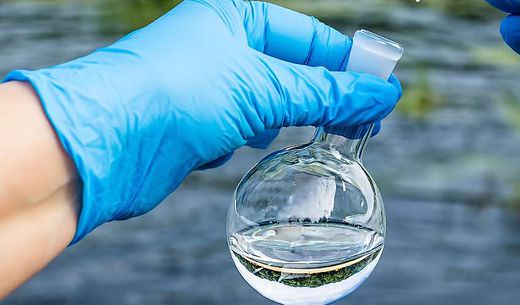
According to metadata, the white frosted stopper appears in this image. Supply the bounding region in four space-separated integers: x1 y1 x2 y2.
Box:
346 29 404 80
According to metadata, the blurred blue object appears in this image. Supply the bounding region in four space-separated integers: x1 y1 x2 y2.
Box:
487 0 520 53
501 14 520 53
486 0 520 13
2 0 400 243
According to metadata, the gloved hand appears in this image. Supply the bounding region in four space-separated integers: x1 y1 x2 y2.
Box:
3 0 402 243
486 0 520 54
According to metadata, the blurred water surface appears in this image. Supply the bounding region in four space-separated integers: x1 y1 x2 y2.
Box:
1 0 520 304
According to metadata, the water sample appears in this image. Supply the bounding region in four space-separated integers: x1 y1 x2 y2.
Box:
227 29 404 305
229 222 383 305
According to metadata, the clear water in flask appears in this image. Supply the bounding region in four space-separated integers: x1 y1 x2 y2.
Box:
227 29 404 305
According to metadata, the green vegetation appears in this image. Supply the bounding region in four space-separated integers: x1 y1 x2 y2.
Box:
510 183 520 211
272 0 500 21
278 0 500 21
490 91 520 210
499 90 520 134
397 68 443 120
100 0 181 34
233 248 381 288
265 0 360 21
472 47 520 68
94 0 501 34
396 0 500 20
3 0 503 31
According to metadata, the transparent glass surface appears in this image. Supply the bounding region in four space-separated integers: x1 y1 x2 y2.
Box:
227 129 385 305
227 30 403 305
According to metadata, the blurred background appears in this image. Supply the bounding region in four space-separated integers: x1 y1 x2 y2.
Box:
2 0 520 304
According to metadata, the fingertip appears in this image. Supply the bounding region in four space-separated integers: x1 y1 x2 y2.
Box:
358 73 401 103
501 14 520 54
372 75 401 120
388 74 403 99
378 77 401 113
332 72 400 126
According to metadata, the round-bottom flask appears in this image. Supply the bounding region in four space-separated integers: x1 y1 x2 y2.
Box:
227 30 404 305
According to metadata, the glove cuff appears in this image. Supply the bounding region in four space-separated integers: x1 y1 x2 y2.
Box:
3 69 117 244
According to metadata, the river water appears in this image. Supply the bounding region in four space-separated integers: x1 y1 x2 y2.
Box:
1 1 520 304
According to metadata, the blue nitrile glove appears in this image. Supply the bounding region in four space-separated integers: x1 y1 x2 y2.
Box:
3 0 402 243
487 0 520 54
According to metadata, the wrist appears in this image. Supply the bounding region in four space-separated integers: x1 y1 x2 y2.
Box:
2 44 191 242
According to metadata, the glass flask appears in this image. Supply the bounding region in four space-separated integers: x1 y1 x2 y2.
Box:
227 30 404 305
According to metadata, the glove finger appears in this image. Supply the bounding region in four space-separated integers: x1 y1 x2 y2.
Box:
197 152 234 170
255 56 401 130
388 74 403 99
247 129 280 149
235 1 351 71
501 14 520 54
486 0 520 13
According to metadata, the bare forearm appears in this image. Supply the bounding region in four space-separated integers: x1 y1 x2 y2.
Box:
0 81 79 298
0 82 77 216
0 182 78 298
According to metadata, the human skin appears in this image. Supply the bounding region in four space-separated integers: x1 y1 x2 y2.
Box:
0 0 401 298
1 0 517 301
0 82 78 299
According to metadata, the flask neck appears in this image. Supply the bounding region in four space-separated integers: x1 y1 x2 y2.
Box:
312 125 373 161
